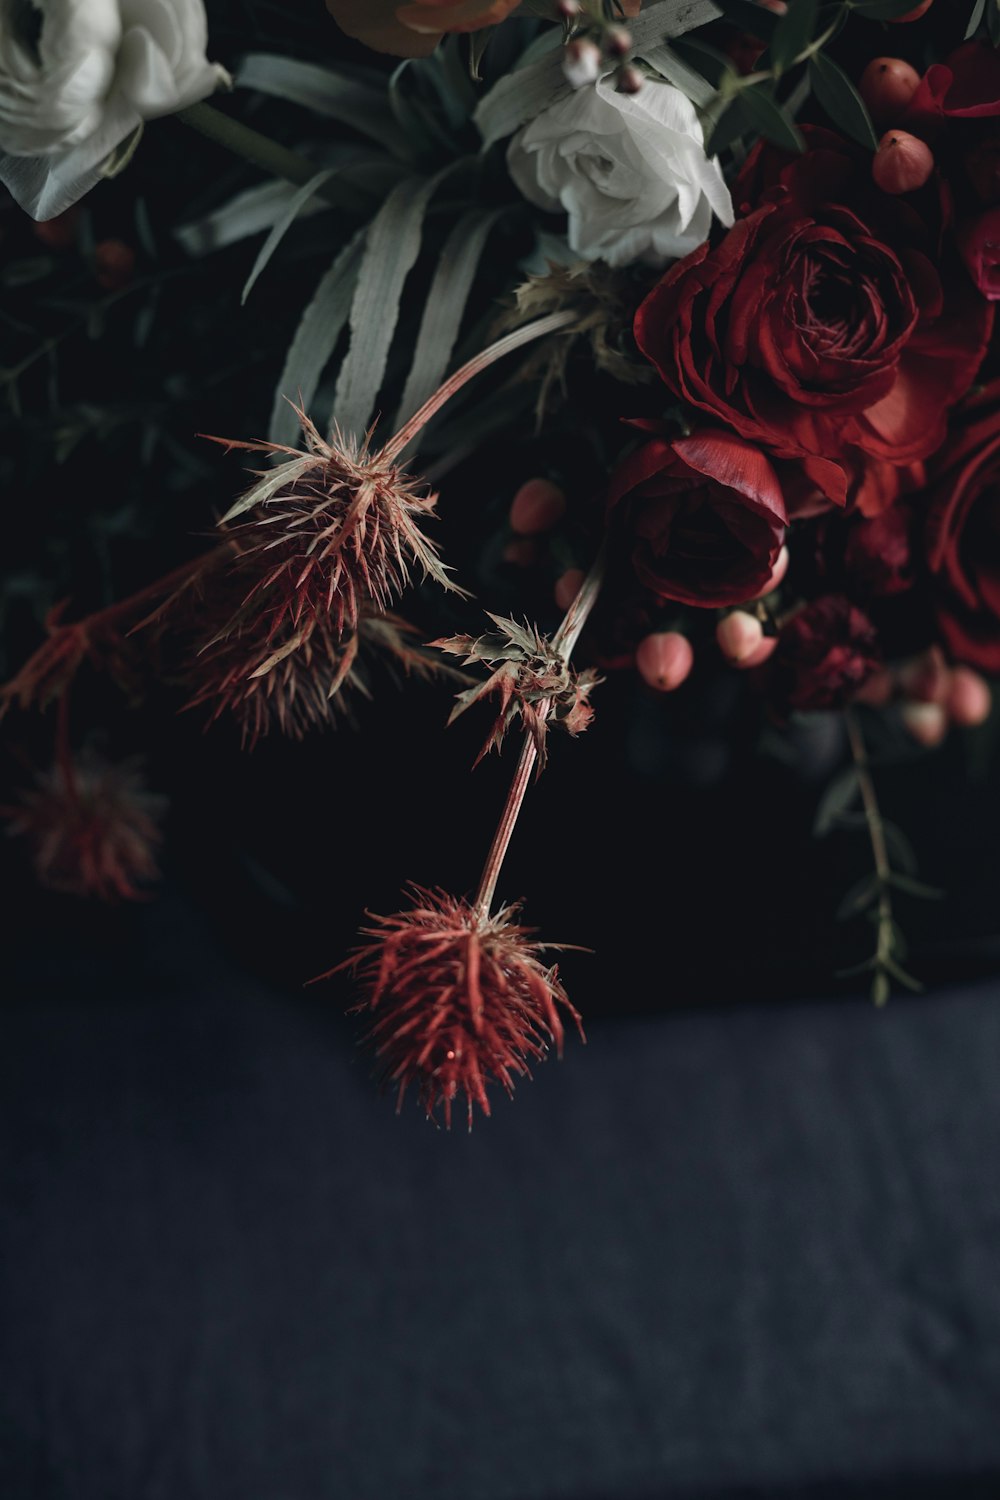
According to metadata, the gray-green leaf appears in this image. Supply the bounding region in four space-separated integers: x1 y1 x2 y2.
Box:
809 52 877 151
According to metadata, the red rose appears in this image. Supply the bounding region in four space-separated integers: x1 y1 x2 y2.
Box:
608 429 786 608
927 380 1000 672
635 133 993 507
958 208 1000 300
770 596 881 712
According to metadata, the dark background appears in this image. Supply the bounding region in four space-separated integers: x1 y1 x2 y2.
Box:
3 3 1000 1496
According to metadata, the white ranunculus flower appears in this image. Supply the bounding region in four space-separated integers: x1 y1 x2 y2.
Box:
507 74 734 270
0 0 229 219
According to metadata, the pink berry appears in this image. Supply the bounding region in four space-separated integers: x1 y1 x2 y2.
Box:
635 632 694 693
509 478 566 536
716 611 763 664
947 667 992 728
859 58 921 128
901 701 947 748
873 131 934 195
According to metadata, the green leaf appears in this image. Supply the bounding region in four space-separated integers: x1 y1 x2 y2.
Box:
266 230 365 452
705 96 752 156
881 955 924 993
881 820 918 875
333 174 439 440
641 42 718 107
809 52 878 150
770 0 819 75
241 168 336 306
836 874 880 922
393 208 505 449
237 54 410 158
966 0 988 37
737 82 805 152
813 767 860 836
886 873 945 901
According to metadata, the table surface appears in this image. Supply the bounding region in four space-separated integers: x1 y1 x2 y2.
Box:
3 892 1000 1500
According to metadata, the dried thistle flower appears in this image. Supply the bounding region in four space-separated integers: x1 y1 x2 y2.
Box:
502 261 654 420
4 752 165 902
323 886 582 1129
434 614 600 768
208 409 459 642
186 601 455 747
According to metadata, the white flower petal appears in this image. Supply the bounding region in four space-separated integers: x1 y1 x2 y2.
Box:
507 74 734 271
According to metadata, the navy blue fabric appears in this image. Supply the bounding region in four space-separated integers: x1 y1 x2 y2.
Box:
3 895 1000 1500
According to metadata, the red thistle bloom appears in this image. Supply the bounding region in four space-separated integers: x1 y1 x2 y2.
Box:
209 410 458 643
4 753 165 902
323 886 583 1129
186 602 453 747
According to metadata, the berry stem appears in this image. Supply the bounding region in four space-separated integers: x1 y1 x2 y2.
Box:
472 545 606 919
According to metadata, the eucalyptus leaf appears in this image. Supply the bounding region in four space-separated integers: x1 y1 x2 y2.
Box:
241 168 336 305
813 767 860 836
966 0 987 36
266 230 365 451
237 54 410 158
641 43 717 107
737 82 805 152
705 96 751 155
333 175 440 440
394 208 505 446
770 0 818 75
836 874 879 922
809 52 877 150
886 873 944 901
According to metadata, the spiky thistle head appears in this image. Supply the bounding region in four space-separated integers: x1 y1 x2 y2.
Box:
4 752 165 902
185 587 456 747
321 886 583 1129
207 409 459 643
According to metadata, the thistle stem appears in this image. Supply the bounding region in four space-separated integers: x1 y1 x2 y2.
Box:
176 102 372 214
472 545 606 919
384 311 577 462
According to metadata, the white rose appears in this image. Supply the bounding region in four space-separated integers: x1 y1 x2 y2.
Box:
507 74 734 270
0 0 229 220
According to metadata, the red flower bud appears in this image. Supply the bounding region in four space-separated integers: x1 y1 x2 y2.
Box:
509 478 566 535
635 631 693 692
872 130 934 194
859 57 921 128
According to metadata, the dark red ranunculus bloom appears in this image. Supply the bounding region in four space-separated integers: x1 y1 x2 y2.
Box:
958 208 1000 300
608 428 787 608
635 132 993 507
927 380 1000 672
769 595 881 712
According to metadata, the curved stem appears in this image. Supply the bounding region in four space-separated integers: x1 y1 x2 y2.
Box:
384 311 577 462
844 705 894 1001
472 544 607 919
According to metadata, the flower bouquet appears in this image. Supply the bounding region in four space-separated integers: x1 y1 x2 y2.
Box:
3 0 1000 1125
